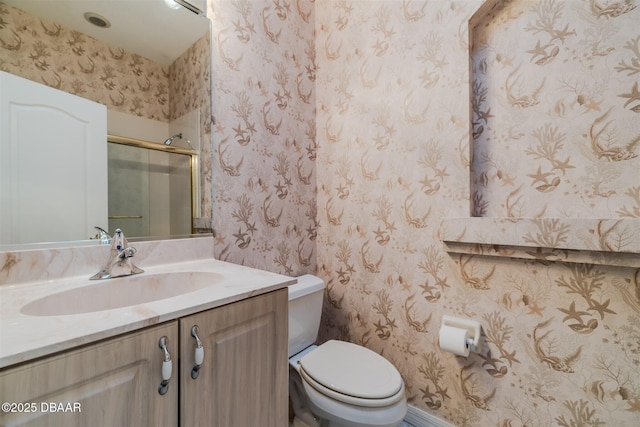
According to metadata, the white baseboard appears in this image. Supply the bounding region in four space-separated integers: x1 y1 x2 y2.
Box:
403 404 455 427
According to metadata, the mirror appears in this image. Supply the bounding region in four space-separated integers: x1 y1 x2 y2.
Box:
0 0 211 249
107 135 197 239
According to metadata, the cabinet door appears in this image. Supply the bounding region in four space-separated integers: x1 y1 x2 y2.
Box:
0 322 179 427
180 289 288 427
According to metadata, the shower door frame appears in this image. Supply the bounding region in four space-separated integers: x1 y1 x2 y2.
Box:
107 134 200 235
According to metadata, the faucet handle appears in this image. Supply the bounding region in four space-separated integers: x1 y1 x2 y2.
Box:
113 229 138 260
118 246 137 259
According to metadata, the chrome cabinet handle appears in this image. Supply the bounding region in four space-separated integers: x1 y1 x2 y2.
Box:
158 336 173 395
190 325 204 379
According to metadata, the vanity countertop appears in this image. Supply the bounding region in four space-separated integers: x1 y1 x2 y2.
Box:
0 258 295 369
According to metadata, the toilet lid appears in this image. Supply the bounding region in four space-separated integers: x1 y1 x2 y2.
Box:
299 340 402 399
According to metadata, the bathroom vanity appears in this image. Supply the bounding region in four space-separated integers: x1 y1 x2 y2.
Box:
0 238 294 427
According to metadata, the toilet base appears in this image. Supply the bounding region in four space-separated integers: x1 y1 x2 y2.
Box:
305 394 406 427
290 364 322 427
292 415 320 427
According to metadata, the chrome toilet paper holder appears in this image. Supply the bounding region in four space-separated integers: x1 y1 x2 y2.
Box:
441 315 481 353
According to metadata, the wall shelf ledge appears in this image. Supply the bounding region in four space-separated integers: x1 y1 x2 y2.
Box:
440 217 640 268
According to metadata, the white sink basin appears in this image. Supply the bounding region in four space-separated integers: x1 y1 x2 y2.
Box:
21 272 223 316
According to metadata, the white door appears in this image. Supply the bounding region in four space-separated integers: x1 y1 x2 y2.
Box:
0 71 107 246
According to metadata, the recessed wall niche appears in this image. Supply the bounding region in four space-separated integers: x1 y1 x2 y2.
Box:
440 0 640 265
470 0 639 218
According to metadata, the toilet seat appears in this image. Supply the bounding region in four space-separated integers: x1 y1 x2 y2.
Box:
299 340 404 408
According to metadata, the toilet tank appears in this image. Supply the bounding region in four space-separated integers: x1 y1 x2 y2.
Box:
288 274 325 357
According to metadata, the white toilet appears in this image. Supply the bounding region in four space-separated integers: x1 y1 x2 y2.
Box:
288 275 408 427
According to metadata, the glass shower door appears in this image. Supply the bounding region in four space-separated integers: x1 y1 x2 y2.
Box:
107 144 150 237
107 141 192 238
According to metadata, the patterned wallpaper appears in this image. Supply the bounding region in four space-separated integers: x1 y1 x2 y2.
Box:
472 0 640 218
210 0 640 425
169 32 213 220
3 0 639 425
0 2 212 221
208 0 317 273
0 3 167 120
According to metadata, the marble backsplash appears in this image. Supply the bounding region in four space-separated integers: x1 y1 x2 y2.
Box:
0 236 214 286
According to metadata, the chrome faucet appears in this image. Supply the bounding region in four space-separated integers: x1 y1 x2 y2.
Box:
90 228 144 280
93 226 112 244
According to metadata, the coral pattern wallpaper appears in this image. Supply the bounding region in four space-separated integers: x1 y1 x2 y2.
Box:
472 0 640 219
170 33 213 221
2 0 639 425
0 3 167 120
0 2 212 220
208 0 318 272
209 0 639 426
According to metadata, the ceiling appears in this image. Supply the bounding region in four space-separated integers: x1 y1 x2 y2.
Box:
3 0 210 65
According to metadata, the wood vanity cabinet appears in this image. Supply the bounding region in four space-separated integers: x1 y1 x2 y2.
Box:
179 287 288 427
0 321 179 427
0 288 288 427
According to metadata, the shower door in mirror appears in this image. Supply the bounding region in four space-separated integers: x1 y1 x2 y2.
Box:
108 144 191 238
